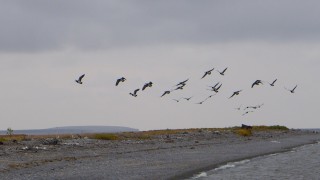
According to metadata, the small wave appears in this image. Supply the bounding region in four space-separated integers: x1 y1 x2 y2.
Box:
214 159 250 171
192 172 208 179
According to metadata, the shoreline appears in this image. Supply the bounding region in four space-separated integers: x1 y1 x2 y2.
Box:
178 139 320 180
1 129 320 179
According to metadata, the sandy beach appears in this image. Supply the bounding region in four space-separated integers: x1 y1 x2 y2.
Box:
1 129 320 180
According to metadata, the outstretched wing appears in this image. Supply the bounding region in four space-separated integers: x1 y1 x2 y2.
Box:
222 67 228 73
134 89 140 94
116 79 121 86
79 74 85 80
201 72 207 79
292 85 297 91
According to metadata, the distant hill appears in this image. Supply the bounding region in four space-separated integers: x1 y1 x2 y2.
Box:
0 126 139 135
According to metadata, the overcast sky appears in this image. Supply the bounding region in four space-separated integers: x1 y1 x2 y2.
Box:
1 0 319 131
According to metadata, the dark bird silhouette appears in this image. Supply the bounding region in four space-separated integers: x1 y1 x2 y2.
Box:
252 80 263 88
75 74 85 84
244 106 257 110
183 96 193 101
217 67 228 76
195 100 206 105
142 81 153 91
285 85 298 93
213 84 222 93
115 77 126 86
229 90 242 99
268 79 277 86
161 90 171 97
242 111 254 116
208 82 220 90
244 103 264 110
129 89 140 97
201 68 214 79
176 79 189 86
172 98 182 102
175 86 184 91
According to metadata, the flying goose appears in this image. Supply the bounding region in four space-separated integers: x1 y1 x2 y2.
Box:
251 80 263 88
229 90 242 99
142 81 153 91
161 90 171 97
116 77 126 86
208 82 220 90
75 74 85 84
183 96 193 101
217 67 228 76
242 111 254 116
172 98 182 102
285 85 297 93
176 79 189 86
201 68 214 79
213 84 222 93
129 89 140 97
268 79 277 86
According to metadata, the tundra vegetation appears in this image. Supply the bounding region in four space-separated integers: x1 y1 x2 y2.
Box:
0 125 289 142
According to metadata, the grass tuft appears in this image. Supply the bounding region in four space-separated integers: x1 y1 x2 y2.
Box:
237 129 252 136
93 133 119 140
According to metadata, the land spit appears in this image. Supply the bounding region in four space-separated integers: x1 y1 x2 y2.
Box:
1 128 320 179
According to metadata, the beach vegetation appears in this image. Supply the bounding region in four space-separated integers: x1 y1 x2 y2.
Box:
93 133 119 140
0 134 26 142
237 129 252 136
252 125 289 131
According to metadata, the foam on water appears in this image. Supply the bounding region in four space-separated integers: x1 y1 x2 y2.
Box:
192 159 250 179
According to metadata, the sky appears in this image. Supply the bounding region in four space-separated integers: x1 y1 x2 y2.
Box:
0 0 319 131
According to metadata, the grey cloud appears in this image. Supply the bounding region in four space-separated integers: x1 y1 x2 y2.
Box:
1 0 320 52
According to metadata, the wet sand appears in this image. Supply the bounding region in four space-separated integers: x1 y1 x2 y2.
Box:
1 129 320 180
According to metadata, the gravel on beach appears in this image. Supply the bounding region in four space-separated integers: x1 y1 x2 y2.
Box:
1 129 320 180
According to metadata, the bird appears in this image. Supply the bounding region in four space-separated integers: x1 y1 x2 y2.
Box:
251 80 263 88
115 77 126 86
244 106 257 110
208 82 220 90
285 85 298 93
174 86 184 91
161 90 171 97
229 90 242 99
201 68 214 79
176 79 189 86
75 74 85 84
242 111 254 116
172 98 182 102
129 89 140 97
217 67 228 76
142 81 153 91
195 100 206 105
183 96 193 101
268 79 277 86
213 84 222 93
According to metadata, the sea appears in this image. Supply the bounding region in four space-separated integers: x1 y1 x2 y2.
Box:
191 136 320 180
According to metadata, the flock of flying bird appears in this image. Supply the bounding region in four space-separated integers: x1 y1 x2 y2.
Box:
75 67 298 116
